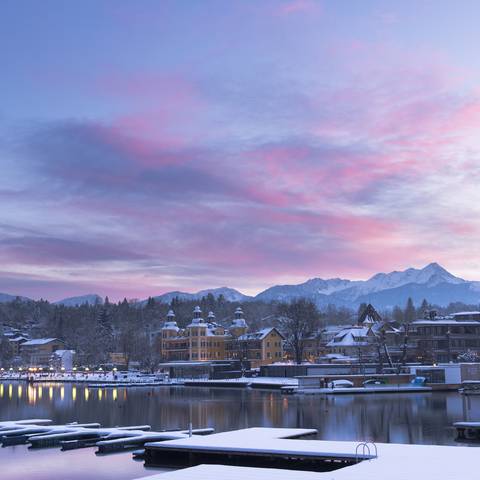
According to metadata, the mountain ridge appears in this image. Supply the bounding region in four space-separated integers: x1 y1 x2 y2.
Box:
1 263 479 309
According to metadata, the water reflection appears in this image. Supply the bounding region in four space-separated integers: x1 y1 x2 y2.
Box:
1 381 479 446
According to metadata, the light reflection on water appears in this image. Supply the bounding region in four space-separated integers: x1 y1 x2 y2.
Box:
0 381 479 479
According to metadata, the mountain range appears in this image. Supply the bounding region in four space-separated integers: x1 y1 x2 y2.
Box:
1 263 479 309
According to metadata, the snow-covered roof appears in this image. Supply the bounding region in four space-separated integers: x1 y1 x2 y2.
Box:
187 318 208 328
53 349 75 356
326 327 370 347
238 327 283 341
452 311 480 316
412 319 480 326
21 338 62 346
162 321 179 331
8 336 29 343
230 318 247 328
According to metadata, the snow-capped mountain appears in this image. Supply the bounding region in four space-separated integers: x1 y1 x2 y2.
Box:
54 294 103 307
149 287 252 304
255 278 355 303
2 263 478 309
147 263 479 309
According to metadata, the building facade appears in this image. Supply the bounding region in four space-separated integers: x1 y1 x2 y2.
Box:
159 306 283 367
20 338 65 366
411 311 480 363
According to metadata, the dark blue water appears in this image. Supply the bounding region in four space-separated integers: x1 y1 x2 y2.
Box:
1 381 479 479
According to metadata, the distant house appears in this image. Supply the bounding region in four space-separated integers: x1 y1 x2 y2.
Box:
325 304 402 362
236 327 285 367
20 338 65 366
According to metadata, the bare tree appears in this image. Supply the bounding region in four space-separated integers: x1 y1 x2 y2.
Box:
276 299 321 364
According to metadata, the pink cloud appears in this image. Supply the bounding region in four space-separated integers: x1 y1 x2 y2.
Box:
276 0 321 16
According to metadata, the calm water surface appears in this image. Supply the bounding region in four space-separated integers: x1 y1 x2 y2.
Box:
0 381 479 479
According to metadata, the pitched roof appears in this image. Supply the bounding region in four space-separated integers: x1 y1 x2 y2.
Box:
238 327 284 341
21 338 63 346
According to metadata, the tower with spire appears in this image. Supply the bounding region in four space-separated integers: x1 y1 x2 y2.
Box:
229 306 248 338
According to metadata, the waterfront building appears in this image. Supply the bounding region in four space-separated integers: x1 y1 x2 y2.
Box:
159 306 283 367
19 338 66 366
411 310 480 363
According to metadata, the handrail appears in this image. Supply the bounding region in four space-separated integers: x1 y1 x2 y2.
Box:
355 441 378 462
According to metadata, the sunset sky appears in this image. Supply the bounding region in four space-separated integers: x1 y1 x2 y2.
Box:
1 0 480 301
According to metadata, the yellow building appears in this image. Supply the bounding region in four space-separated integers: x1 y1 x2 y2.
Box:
159 306 283 367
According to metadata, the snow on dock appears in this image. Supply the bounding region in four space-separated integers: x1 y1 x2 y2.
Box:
453 421 480 441
0 419 214 452
143 427 368 471
141 428 480 480
183 377 298 389
295 385 432 394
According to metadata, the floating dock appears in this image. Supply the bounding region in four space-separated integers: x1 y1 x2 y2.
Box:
294 385 432 395
140 428 480 480
0 419 213 453
143 428 374 472
453 421 480 441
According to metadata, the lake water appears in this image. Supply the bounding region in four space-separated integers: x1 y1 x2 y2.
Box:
1 381 479 479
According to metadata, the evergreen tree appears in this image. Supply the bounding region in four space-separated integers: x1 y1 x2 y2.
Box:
404 297 416 323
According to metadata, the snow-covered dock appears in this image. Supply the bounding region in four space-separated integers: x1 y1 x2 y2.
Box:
143 427 370 471
140 428 480 480
183 377 298 390
0 419 213 452
453 421 480 441
295 385 432 394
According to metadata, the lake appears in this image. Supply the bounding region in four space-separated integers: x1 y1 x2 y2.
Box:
1 381 479 479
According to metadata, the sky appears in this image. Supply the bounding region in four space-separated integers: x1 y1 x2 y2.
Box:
1 0 480 301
